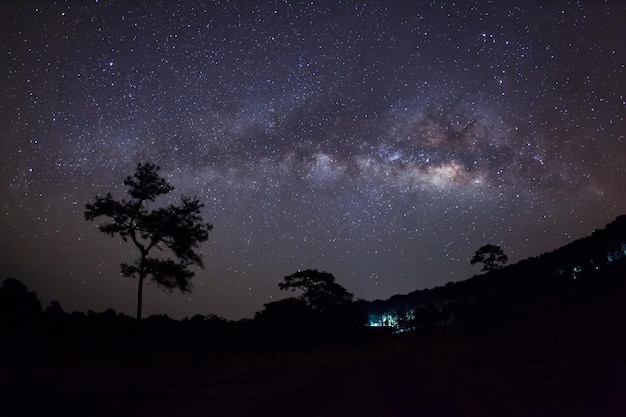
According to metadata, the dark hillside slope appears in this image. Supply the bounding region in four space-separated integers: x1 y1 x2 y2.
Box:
365 215 626 331
2 260 626 417
367 258 626 416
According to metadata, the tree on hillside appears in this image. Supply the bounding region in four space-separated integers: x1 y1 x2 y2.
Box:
278 269 354 311
471 244 508 272
85 162 213 319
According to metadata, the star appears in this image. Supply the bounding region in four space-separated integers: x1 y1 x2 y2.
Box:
1 1 625 319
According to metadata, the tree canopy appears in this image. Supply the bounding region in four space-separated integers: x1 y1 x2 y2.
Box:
470 244 508 272
85 162 213 319
278 269 354 311
0 277 42 327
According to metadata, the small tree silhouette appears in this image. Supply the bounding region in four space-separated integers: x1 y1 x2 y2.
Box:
278 269 354 311
471 244 508 272
85 163 212 319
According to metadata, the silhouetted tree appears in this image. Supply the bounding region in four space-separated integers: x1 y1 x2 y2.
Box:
255 297 311 323
44 300 67 323
471 244 508 272
85 162 213 319
0 278 42 328
278 269 354 311
45 300 65 315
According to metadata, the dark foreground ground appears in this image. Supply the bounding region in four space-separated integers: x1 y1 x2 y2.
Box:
2 274 626 417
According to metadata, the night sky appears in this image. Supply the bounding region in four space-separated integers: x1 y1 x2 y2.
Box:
2 1 625 320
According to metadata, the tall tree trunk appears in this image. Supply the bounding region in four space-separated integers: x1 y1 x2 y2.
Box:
136 274 144 320
137 251 147 320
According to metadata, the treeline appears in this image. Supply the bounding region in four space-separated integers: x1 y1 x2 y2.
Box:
3 215 626 351
365 215 626 332
0 276 380 359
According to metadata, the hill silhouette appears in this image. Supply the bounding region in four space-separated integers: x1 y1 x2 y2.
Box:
362 214 626 332
2 216 626 416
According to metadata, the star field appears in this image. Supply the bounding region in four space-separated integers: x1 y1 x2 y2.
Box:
1 1 625 319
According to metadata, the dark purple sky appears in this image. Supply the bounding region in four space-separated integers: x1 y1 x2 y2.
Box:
2 1 625 320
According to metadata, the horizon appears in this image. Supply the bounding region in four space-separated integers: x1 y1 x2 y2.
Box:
2 1 625 320
4 212 623 321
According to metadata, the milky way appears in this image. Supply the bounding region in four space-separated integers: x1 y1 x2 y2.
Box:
2 1 625 319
